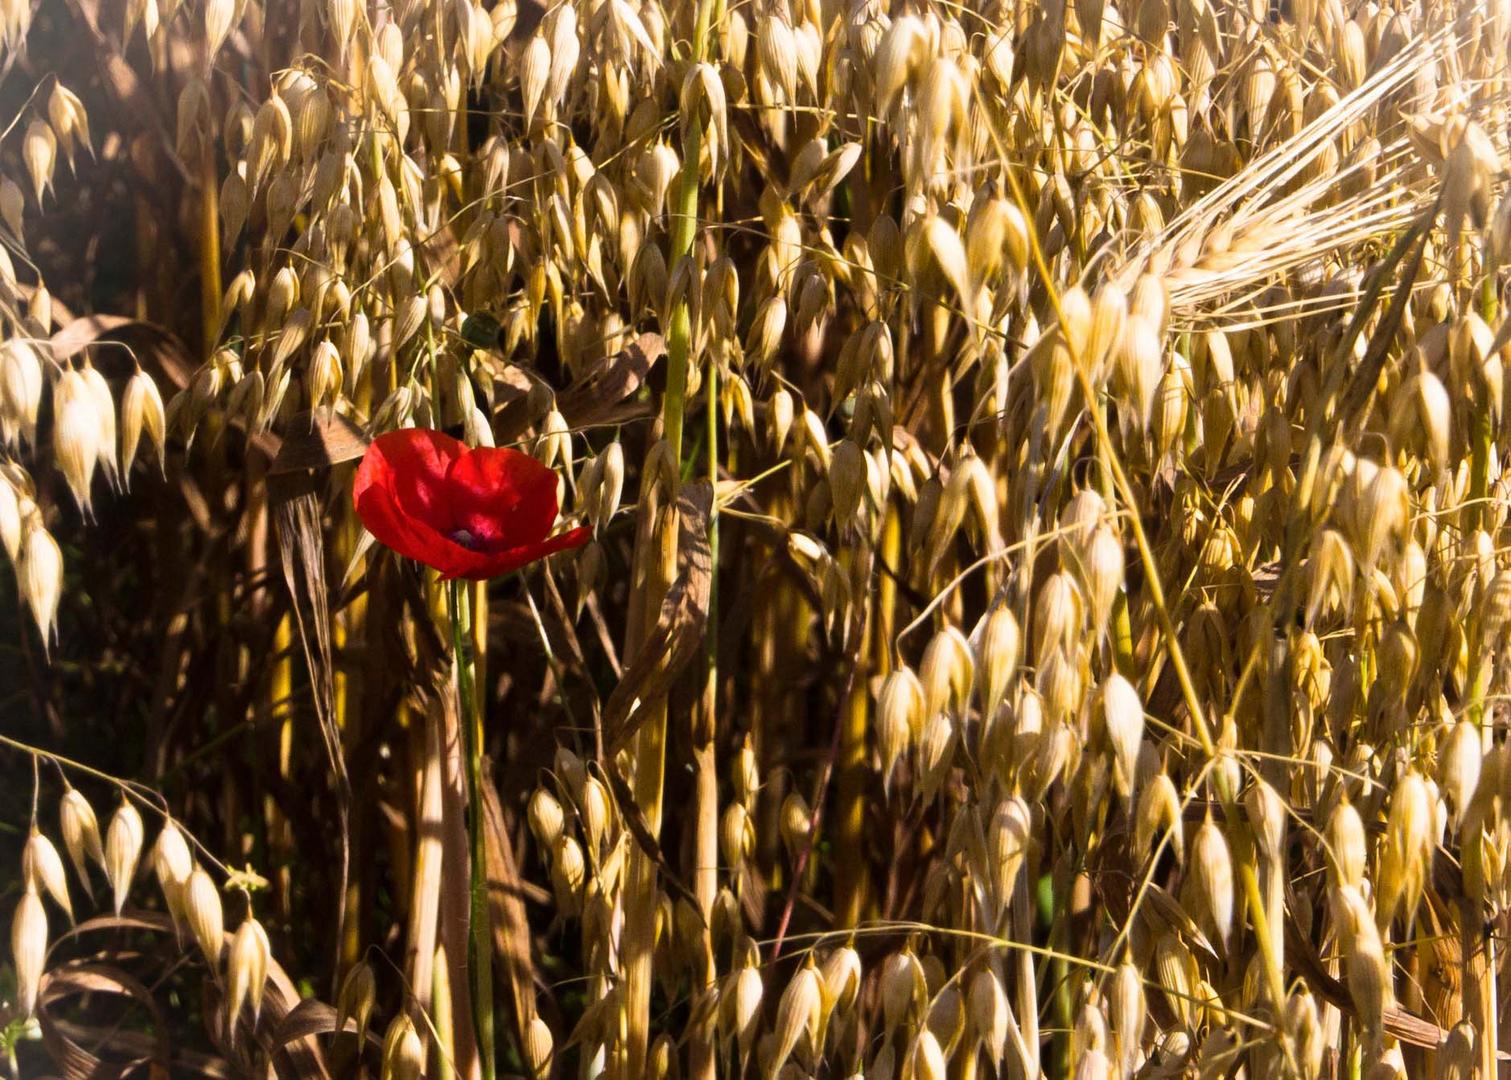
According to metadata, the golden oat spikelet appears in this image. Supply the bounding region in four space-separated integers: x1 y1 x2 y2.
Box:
967 967 1007 1067
46 82 91 167
0 175 24 242
1440 719 1482 830
920 624 973 719
778 789 811 866
201 0 234 62
0 338 42 447
0 474 18 562
226 914 271 1025
1108 961 1145 1074
877 667 924 791
120 368 167 482
336 961 376 1045
79 362 119 490
821 944 862 1015
1153 932 1197 1029
105 799 144 916
11 885 45 1018
550 833 584 914
1326 798 1367 890
1190 815 1235 948
18 517 62 646
769 959 822 1075
523 1015 553 1078
152 820 193 928
910 1029 948 1080
973 603 1021 722
1099 673 1144 797
22 829 71 923
381 1013 424 1080
22 120 55 204
880 948 924 1030
986 796 1031 906
185 865 224 966
52 366 100 513
58 787 103 896
1136 772 1184 864
527 787 565 853
726 963 762 1067
1285 989 1325 1077
1336 884 1392 1039
1377 770 1433 929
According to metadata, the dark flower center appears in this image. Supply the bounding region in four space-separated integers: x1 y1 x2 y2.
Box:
449 528 482 550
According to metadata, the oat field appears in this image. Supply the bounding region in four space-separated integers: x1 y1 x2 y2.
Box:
0 0 1509 1076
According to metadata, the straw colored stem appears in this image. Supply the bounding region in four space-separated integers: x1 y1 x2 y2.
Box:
620 523 675 1075
406 700 445 1027
687 294 721 1080
432 944 457 1079
835 534 879 928
1470 400 1492 536
199 139 221 357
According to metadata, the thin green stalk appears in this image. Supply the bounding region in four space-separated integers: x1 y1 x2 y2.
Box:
1043 869 1071 1078
661 0 717 462
622 0 719 1071
1470 405 1492 533
450 580 495 1080
664 312 693 462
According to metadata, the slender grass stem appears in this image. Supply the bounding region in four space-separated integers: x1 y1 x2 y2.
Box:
449 579 495 1080
623 0 719 1071
687 245 722 1080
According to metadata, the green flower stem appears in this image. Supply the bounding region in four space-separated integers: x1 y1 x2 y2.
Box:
449 579 495 1080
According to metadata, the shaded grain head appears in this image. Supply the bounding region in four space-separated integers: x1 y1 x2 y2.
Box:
22 828 70 923
186 866 225 967
58 787 102 897
381 1013 424 1080
226 914 271 1025
11 886 45 1017
104 799 144 916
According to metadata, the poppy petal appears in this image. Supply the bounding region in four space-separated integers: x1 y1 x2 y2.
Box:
354 429 585 581
444 446 561 549
438 525 592 581
372 428 468 525
354 429 468 569
353 476 433 565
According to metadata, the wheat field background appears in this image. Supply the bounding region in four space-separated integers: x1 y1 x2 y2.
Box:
0 0 1508 1076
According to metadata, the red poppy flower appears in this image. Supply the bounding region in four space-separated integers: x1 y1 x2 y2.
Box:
353 428 590 581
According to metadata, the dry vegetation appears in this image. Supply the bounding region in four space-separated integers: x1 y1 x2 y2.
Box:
0 0 1510 1075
